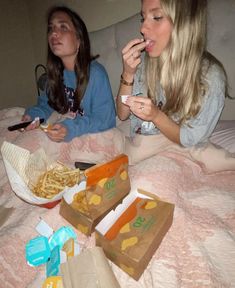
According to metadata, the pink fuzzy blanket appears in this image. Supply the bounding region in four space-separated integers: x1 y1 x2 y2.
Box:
0 107 235 288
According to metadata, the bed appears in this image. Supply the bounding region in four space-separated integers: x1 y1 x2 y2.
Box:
0 108 235 288
1 0 235 287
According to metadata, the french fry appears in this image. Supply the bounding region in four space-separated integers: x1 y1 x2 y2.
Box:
32 162 80 199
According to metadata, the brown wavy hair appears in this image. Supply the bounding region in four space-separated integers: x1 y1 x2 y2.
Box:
46 6 96 113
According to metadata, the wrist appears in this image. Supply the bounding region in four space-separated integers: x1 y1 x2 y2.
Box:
152 109 162 127
120 74 134 86
152 102 164 126
122 72 134 82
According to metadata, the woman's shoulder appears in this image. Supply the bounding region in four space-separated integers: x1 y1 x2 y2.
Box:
90 60 108 76
206 65 226 99
202 56 227 102
203 54 226 83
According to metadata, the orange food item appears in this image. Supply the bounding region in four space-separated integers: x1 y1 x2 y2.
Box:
104 197 142 241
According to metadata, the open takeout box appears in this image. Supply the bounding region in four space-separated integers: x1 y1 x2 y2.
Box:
60 154 130 236
95 188 175 280
59 153 174 279
1 141 79 209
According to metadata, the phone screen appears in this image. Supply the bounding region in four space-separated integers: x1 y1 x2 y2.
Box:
74 162 96 171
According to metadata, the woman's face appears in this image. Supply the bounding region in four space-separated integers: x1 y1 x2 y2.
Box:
48 11 80 68
140 0 173 57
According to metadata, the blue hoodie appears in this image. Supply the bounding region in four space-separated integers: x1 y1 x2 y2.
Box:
25 61 116 141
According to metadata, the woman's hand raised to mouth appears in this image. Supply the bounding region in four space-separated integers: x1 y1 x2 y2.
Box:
121 38 146 79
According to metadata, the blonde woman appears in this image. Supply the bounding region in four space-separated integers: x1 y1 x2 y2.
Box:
116 0 235 170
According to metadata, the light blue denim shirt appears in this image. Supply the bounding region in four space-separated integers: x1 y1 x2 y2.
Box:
130 57 225 147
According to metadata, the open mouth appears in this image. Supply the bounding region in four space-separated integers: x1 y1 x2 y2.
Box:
145 39 155 52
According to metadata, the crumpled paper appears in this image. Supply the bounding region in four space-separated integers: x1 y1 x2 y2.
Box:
61 247 120 288
1 141 66 205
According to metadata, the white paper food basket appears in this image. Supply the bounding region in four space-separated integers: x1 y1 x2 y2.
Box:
1 141 77 208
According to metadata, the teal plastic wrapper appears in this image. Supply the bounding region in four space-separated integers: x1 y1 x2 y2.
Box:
46 246 61 277
49 226 77 251
25 236 50 266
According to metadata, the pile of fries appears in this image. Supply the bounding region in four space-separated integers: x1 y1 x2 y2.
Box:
32 162 80 199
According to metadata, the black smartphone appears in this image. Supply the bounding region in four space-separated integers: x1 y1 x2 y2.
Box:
8 118 44 131
75 161 96 171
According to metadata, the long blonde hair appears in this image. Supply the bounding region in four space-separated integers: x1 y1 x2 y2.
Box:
145 0 228 124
